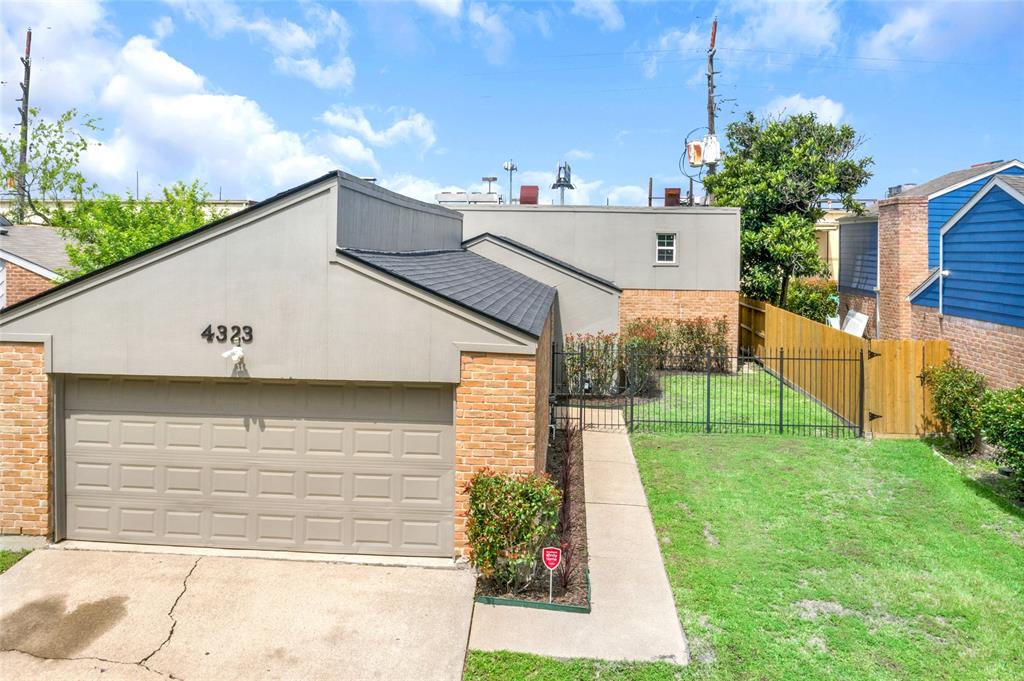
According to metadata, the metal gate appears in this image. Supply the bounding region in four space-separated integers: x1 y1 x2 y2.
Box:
552 346 863 438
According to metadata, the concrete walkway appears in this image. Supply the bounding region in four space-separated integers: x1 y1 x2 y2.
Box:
469 420 689 664
0 548 476 680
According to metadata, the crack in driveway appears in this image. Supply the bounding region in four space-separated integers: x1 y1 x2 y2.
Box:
0 555 201 681
138 556 203 676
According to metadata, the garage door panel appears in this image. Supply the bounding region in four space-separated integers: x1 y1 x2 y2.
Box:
64 376 454 556
66 500 453 554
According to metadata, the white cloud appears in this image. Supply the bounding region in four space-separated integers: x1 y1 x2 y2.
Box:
152 16 175 41
468 3 512 65
605 185 647 205
565 149 594 161
166 0 355 89
0 0 115 125
322 106 437 149
275 55 355 90
642 26 703 79
765 94 844 124
322 135 379 172
413 0 462 19
571 0 624 32
731 0 839 54
858 7 936 62
380 174 463 203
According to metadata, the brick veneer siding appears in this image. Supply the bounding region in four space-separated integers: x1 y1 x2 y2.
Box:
2 260 55 308
912 306 1024 390
0 342 50 536
839 291 877 339
877 196 929 339
619 289 740 352
454 336 548 557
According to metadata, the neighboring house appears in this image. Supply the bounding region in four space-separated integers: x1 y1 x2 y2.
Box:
838 159 1024 388
0 223 70 308
837 206 880 338
907 174 1024 388
458 204 741 349
0 172 556 558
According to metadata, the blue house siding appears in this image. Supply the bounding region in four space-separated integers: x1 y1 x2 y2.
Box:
838 220 877 294
928 165 1024 267
940 186 1024 328
912 278 939 308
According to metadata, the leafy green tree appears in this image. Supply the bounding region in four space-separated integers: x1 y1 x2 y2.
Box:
54 180 225 279
704 112 873 306
0 108 99 224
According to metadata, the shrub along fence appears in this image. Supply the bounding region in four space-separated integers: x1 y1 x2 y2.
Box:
740 296 949 436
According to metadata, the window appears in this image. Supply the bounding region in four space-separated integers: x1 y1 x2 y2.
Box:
656 233 676 264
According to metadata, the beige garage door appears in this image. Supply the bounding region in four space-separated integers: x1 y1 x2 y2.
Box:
63 376 455 557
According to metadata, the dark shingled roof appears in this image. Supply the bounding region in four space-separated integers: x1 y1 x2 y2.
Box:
900 160 1022 197
462 232 620 291
340 248 555 337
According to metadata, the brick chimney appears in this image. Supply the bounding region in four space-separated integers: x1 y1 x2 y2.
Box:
876 194 929 339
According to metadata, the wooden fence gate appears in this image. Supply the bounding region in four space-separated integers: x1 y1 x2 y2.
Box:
740 297 949 437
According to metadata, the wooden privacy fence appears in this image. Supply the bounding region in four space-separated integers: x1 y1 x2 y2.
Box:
739 296 949 436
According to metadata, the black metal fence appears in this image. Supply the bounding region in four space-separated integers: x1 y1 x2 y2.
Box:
552 346 863 438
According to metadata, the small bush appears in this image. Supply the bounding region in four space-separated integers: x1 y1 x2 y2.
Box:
563 331 618 395
924 359 987 453
784 277 839 323
979 387 1024 487
465 470 561 593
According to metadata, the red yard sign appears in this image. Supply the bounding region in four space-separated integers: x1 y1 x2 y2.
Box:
542 546 562 571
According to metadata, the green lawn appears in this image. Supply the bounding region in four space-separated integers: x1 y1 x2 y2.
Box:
465 434 1024 680
0 549 31 573
631 367 844 436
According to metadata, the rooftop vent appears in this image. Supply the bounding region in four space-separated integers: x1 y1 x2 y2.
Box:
886 183 917 198
520 185 539 205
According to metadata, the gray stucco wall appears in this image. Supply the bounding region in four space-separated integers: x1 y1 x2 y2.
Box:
458 205 740 291
465 237 619 335
0 179 533 383
338 174 462 252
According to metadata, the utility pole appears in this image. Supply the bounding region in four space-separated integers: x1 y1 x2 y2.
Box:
16 28 33 223
705 17 717 179
502 160 517 204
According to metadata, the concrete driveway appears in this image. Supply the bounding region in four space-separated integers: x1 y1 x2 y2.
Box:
0 548 476 680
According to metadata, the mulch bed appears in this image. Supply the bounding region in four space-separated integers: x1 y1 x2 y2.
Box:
474 426 590 608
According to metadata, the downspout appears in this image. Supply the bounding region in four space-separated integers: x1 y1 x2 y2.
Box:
938 231 944 317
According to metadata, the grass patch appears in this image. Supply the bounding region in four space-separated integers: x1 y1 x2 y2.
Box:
631 367 844 436
465 434 1024 680
0 549 31 573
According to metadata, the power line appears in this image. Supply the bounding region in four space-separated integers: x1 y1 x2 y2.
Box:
528 43 990 68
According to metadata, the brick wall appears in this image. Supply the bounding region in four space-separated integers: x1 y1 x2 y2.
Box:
619 289 739 352
3 260 55 308
454 348 540 557
877 196 929 339
839 291 877 338
912 306 1024 390
0 342 50 536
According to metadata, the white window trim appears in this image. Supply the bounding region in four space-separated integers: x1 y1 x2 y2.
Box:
655 232 677 265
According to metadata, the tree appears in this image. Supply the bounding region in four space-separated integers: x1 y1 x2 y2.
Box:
703 112 873 306
53 180 225 278
0 108 99 224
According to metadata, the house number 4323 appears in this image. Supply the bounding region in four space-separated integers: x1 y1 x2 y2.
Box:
201 324 253 344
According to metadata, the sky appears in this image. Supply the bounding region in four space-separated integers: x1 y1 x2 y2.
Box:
1 0 1022 206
